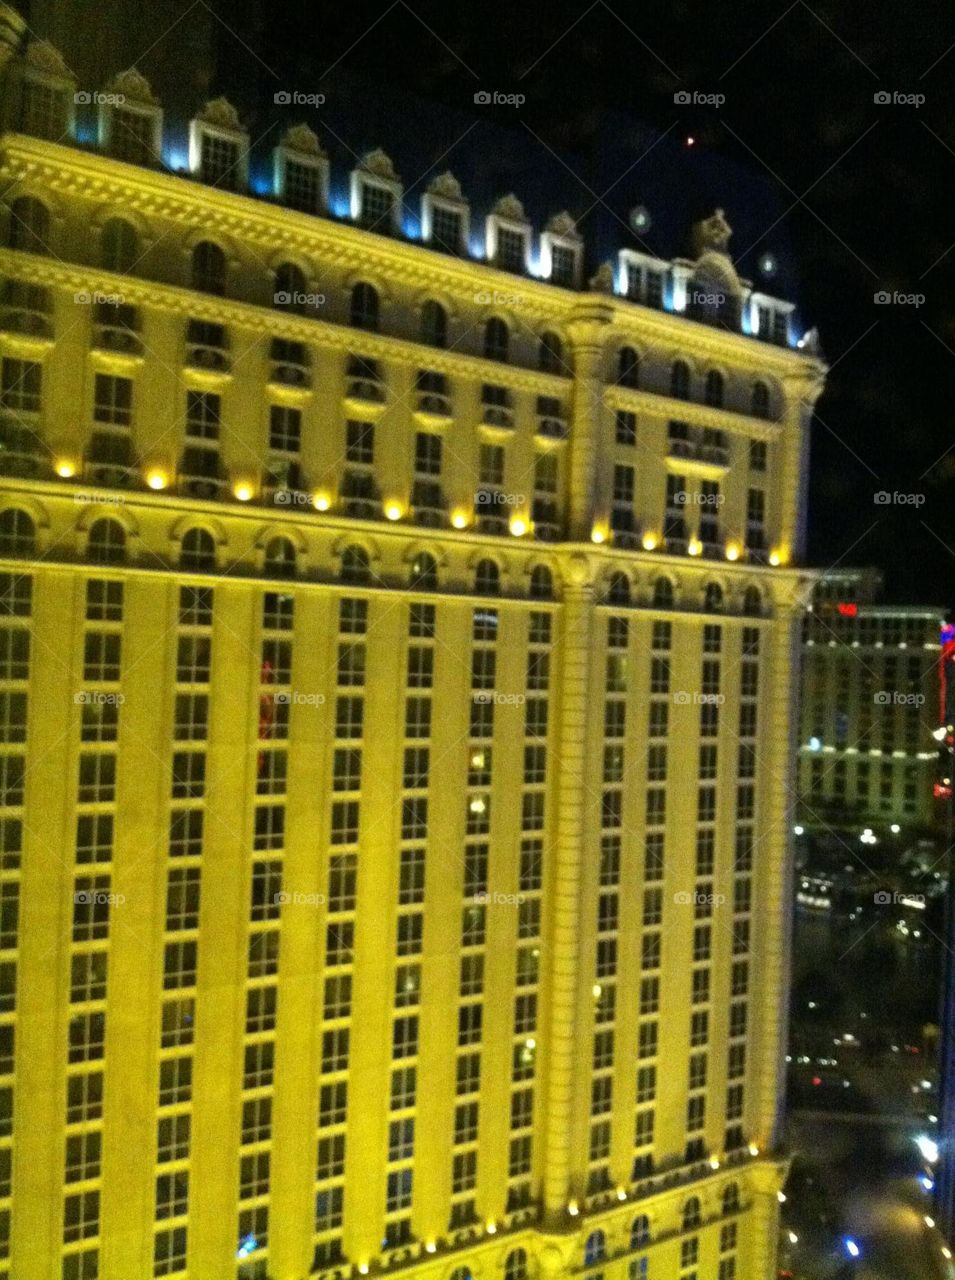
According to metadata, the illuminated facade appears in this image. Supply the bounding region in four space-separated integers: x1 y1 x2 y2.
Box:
798 570 944 829
0 22 825 1280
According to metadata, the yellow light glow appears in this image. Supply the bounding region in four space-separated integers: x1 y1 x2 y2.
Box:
788 1232 798 1245
726 543 740 562
617 1187 628 1201
525 1037 536 1050
425 1242 437 1254
385 502 403 521
943 1247 952 1260
469 797 486 814
592 983 602 999
146 470 167 491
642 533 657 551
748 1143 760 1157
486 1222 497 1234
510 517 528 537
925 1216 935 1228
55 459 76 479
234 482 253 502
313 493 330 512
769 551 781 567
709 1157 720 1170
358 1267 369 1276
470 751 486 769
778 1191 787 1204
591 527 607 544
568 1200 580 1217
688 536 702 556
451 510 468 530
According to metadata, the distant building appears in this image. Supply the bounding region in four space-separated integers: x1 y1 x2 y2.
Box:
798 570 945 831
935 623 955 1240
0 14 826 1280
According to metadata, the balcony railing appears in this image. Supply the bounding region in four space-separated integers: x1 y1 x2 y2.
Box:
269 359 310 388
185 342 230 373
0 416 48 477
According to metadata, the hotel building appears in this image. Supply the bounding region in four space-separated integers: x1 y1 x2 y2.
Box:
0 18 825 1280
798 570 945 831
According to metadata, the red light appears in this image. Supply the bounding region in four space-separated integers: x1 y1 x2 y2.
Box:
935 784 953 799
812 1076 822 1086
837 602 858 617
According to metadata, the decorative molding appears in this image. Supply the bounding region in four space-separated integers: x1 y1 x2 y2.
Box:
105 67 157 105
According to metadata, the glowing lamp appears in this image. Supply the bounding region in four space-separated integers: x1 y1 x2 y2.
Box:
591 527 607 544
359 1266 369 1276
568 1201 580 1217
709 1157 720 1170
452 511 468 530
778 1191 787 1203
788 1232 798 1245
769 550 783 567
748 1143 760 1157
486 1222 497 1234
510 517 528 537
313 493 330 512
234 482 253 502
146 470 167 491
725 543 740 562
688 537 702 556
385 502 403 521
592 983 602 999
55 459 77 479
925 1216 936 1228
642 533 658 551
425 1242 437 1254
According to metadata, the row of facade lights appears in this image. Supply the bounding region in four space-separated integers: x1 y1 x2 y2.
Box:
51 461 788 564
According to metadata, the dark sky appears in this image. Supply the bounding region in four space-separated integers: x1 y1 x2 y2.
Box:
243 0 955 608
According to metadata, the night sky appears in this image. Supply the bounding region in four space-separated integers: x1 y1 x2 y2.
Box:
146 0 955 605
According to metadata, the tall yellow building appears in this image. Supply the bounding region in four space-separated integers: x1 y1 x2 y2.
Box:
0 19 826 1280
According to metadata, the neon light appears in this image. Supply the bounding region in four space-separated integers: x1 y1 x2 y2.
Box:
837 602 858 617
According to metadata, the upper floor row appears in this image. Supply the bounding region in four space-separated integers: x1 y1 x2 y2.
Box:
0 38 820 359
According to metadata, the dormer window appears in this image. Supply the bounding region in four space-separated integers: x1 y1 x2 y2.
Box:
189 98 248 191
273 125 328 214
750 295 793 347
422 172 468 254
541 213 582 288
351 151 402 234
14 41 75 140
99 69 162 165
487 196 530 273
619 250 667 309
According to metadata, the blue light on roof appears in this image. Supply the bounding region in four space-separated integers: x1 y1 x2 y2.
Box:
469 235 485 260
236 1234 258 1259
402 214 421 240
74 123 98 145
250 174 272 197
329 188 351 219
163 147 189 172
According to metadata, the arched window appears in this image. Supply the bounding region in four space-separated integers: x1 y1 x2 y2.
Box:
682 1196 702 1231
180 527 217 570
100 218 139 273
504 1250 528 1280
87 518 126 565
340 544 371 584
722 1183 740 1215
652 577 674 608
474 559 500 595
483 317 510 362
539 331 564 374
529 565 553 600
350 282 379 331
618 346 640 388
670 360 690 400
273 262 307 311
704 582 724 613
7 197 50 253
410 551 438 590
705 370 724 407
0 508 35 555
743 585 763 616
421 300 448 348
584 1231 606 1266
264 536 297 578
191 241 226 295
630 1215 650 1249
608 572 631 605
751 380 770 418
